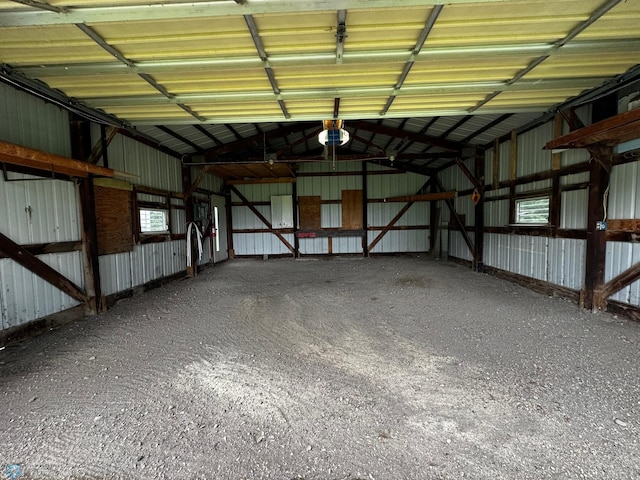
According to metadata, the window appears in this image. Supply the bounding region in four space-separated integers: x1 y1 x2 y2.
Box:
515 196 550 224
140 208 169 233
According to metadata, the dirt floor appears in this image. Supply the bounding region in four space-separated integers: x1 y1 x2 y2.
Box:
1 256 639 479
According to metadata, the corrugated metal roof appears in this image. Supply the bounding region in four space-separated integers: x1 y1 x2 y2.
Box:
0 0 638 173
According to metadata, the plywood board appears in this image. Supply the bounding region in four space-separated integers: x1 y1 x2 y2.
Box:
299 196 321 230
342 190 363 230
95 186 133 255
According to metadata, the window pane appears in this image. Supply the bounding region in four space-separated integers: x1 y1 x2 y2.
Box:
516 197 549 224
140 209 168 233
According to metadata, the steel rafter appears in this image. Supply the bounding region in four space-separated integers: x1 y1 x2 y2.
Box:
469 0 625 113
380 4 443 116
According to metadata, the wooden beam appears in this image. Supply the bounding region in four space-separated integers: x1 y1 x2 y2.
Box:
509 130 517 181
88 126 118 164
552 114 563 170
226 177 296 185
453 157 483 192
0 140 114 178
0 231 89 304
582 147 611 310
492 138 500 189
229 185 295 254
434 176 476 258
362 161 369 257
383 191 456 203
546 108 640 150
474 151 485 272
367 179 430 252
350 120 465 152
595 261 640 309
184 165 214 200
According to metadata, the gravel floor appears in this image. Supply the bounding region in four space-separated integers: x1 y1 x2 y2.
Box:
1 256 639 480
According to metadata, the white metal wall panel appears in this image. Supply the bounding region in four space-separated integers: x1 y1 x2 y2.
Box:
0 175 80 245
448 231 474 261
193 168 224 194
515 178 551 194
368 230 428 254
99 132 182 192
606 242 640 306
299 238 327 255
485 198 509 228
333 237 362 254
517 122 553 177
560 172 589 186
498 141 511 182
560 148 589 167
367 171 428 199
232 205 271 230
233 233 293 256
0 252 83 329
608 162 639 220
485 148 494 186
171 199 187 235
560 190 588 229
547 238 586 291
0 82 71 157
99 251 132 297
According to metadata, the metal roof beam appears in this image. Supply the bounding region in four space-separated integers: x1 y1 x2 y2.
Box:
156 125 204 153
17 39 640 77
10 0 65 14
469 0 625 113
380 4 443 116
0 0 515 27
336 10 347 64
350 120 466 152
244 14 290 119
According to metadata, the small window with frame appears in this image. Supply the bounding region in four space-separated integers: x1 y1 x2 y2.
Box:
139 208 169 234
515 196 550 224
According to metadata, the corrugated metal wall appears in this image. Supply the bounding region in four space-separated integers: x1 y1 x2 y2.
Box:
605 161 640 306
0 82 83 330
232 162 430 255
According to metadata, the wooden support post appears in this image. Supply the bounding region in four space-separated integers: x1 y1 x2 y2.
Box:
429 177 438 255
70 114 104 314
509 130 517 181
473 151 485 272
224 182 235 259
582 147 612 310
434 176 476 260
182 165 196 277
362 161 369 257
492 138 500 189
292 178 300 258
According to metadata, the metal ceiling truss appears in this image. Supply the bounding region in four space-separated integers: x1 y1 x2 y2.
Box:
380 4 443 116
470 0 626 113
1 0 514 27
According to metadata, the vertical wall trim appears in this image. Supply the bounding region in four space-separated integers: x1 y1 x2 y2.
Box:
292 179 300 257
70 114 103 314
492 138 500 188
509 130 518 180
582 147 612 309
474 151 485 272
362 161 369 257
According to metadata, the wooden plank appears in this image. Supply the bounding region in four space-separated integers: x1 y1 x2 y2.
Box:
0 140 114 177
384 191 456 203
583 148 611 310
298 196 322 230
183 165 214 200
474 152 485 272
342 190 363 230
368 202 414 252
552 114 563 170
362 161 369 257
492 138 500 188
598 261 640 303
88 126 118 164
78 177 104 313
546 108 640 150
0 241 82 259
434 176 476 258
509 130 517 181
94 186 133 256
0 231 88 304
226 177 296 185
607 219 640 231
453 157 483 192
230 185 295 254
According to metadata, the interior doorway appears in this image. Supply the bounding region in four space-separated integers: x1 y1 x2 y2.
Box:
211 195 229 263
